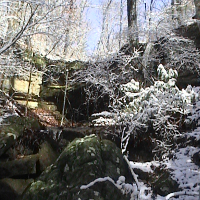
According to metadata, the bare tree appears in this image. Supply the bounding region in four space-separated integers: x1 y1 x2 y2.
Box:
94 0 128 58
0 1 38 55
127 0 138 45
0 0 89 61
0 0 91 113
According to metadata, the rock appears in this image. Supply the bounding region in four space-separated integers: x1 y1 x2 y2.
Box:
150 169 179 196
39 141 58 172
0 178 33 196
22 135 130 200
0 154 39 178
1 115 42 138
40 70 110 122
48 126 118 143
11 72 42 97
0 181 18 200
192 151 200 166
176 70 200 88
174 21 200 49
0 133 16 157
130 162 179 197
133 168 149 181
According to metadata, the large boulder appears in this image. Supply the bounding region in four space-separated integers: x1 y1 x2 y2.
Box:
1 115 42 138
38 141 58 172
22 134 130 200
0 154 39 179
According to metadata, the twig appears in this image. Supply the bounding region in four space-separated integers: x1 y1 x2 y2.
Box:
165 191 199 200
61 69 69 126
123 155 140 191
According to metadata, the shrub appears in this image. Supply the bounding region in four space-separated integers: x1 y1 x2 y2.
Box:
92 64 198 158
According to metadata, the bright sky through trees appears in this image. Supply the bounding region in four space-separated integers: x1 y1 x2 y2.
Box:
86 1 102 53
85 0 172 54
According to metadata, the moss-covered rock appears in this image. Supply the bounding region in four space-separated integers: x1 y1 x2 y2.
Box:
39 141 58 172
0 178 33 197
24 49 46 69
1 115 42 137
0 154 39 178
22 135 130 200
150 168 179 196
0 116 42 157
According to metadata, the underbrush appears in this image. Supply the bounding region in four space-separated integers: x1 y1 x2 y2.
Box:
89 64 199 159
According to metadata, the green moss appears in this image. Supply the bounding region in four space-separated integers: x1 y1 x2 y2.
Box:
24 49 46 69
39 87 61 99
22 135 129 200
67 61 86 71
29 181 45 192
1 116 42 137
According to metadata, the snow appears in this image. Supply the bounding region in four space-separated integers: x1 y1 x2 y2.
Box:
157 64 169 81
89 87 200 200
92 117 116 126
130 161 155 173
125 145 200 200
78 88 200 200
186 126 200 141
91 111 116 118
126 86 200 200
164 146 200 200
121 79 140 93
168 69 178 79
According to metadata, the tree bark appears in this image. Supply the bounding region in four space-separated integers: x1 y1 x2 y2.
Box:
127 0 138 45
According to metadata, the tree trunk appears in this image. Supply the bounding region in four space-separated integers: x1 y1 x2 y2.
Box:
127 0 138 46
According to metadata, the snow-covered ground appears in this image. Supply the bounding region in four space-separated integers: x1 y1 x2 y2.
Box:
163 86 200 199
164 146 200 200
128 86 200 200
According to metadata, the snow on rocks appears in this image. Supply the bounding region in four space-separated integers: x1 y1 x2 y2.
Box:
126 86 200 200
130 161 157 173
163 146 200 200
